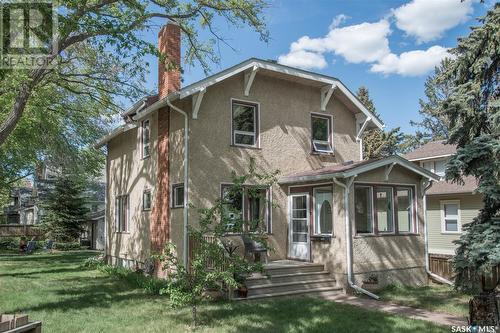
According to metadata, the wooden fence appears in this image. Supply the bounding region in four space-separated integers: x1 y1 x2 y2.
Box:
429 254 500 290
0 224 43 237
188 234 230 272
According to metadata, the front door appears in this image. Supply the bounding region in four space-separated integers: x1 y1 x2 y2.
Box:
289 193 310 260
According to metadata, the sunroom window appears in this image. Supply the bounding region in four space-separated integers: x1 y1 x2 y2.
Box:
232 101 258 147
311 115 333 153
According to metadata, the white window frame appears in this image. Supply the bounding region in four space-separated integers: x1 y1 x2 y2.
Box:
172 183 184 208
354 185 375 235
141 119 151 159
312 187 333 236
231 99 260 148
115 194 129 233
311 113 333 154
142 189 152 211
395 186 415 234
440 200 461 234
421 158 447 178
374 186 395 234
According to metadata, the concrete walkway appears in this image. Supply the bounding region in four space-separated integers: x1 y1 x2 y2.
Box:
321 293 467 327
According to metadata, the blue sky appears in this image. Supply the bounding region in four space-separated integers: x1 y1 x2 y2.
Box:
140 0 492 133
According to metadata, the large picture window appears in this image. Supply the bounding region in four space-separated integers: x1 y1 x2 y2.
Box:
354 184 416 235
311 114 333 153
221 184 270 233
115 195 129 232
232 101 258 147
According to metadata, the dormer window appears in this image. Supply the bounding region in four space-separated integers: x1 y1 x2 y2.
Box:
311 114 333 154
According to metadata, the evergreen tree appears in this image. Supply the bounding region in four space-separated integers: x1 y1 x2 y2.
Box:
42 174 89 242
410 58 453 142
439 5 500 294
356 87 404 159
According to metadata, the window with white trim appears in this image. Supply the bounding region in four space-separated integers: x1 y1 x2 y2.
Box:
313 189 333 235
115 195 129 232
141 119 150 158
311 114 333 153
422 159 447 177
172 184 184 208
143 189 151 211
232 101 258 147
355 184 416 235
221 184 270 233
441 201 460 233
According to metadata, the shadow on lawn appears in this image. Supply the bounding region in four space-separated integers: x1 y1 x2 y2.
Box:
0 267 87 278
171 297 446 333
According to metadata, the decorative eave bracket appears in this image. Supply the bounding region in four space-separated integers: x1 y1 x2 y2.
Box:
356 116 372 141
192 87 206 119
321 84 336 111
384 163 396 181
244 66 259 96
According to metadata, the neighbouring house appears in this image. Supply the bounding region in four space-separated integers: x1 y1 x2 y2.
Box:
405 140 481 279
96 22 440 297
1 182 35 224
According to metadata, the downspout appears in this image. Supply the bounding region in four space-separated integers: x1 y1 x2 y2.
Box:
333 177 380 300
166 99 190 268
422 179 454 285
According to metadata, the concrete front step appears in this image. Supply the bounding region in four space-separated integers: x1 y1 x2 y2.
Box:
246 271 333 287
263 263 325 276
236 286 343 301
247 278 337 297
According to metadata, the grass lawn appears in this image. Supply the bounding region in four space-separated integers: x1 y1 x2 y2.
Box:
0 251 451 333
377 283 469 317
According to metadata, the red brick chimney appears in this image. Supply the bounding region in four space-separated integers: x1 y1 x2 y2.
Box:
158 23 181 98
150 22 180 271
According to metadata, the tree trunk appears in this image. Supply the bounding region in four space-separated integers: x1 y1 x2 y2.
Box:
469 291 499 326
191 305 197 329
0 82 33 146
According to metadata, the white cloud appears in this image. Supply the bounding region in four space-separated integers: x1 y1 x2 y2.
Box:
393 0 474 43
278 19 391 69
370 46 451 76
277 50 327 70
329 14 350 30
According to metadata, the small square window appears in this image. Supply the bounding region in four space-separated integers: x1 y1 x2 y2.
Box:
143 190 152 211
311 115 333 153
172 184 184 208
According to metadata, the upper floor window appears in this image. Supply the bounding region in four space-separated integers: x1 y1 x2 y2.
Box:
232 100 259 147
422 159 447 177
355 184 416 235
141 119 150 158
441 201 461 233
143 189 152 211
115 195 129 232
311 114 333 154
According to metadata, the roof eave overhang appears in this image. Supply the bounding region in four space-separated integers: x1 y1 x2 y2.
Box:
94 123 137 149
279 155 440 185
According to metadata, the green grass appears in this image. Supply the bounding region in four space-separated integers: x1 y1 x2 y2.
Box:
377 283 469 317
0 251 451 333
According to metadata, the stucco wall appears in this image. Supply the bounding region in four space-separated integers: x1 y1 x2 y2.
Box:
106 112 158 264
168 72 363 262
427 193 482 255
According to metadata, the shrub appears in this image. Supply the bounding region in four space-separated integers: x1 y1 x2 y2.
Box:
0 237 19 250
97 263 168 295
54 242 81 251
83 254 105 269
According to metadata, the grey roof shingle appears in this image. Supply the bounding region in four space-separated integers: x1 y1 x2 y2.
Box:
404 140 456 161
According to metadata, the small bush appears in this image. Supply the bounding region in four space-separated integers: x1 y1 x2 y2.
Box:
97 264 168 295
83 254 105 269
80 239 91 248
0 237 19 250
54 242 81 251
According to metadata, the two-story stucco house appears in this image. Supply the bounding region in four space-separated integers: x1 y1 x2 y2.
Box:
405 140 482 279
96 23 441 298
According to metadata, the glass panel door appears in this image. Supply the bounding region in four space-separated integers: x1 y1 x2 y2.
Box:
289 194 310 260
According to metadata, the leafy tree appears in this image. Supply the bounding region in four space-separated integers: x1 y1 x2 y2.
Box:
409 59 454 143
356 86 404 159
438 5 500 295
156 160 279 328
0 0 269 146
41 174 89 242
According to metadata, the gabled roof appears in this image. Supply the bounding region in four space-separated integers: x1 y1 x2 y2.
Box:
404 140 456 161
428 176 478 195
132 58 384 129
94 123 136 148
279 155 440 184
